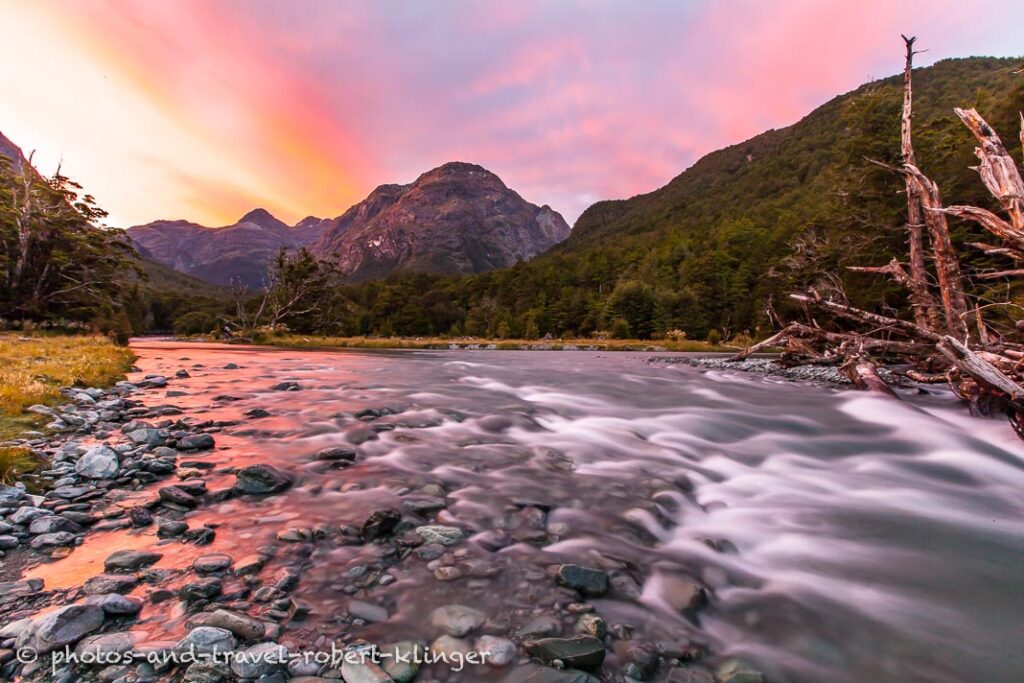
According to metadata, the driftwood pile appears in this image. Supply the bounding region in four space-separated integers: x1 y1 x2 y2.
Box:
732 36 1024 439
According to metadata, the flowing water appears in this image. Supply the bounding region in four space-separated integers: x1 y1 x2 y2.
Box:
27 341 1024 682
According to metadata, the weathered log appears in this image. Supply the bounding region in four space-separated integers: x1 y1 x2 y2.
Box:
790 293 942 342
936 336 1024 407
903 369 951 384
954 107 1024 231
904 164 970 337
840 357 898 397
728 325 793 361
899 35 941 331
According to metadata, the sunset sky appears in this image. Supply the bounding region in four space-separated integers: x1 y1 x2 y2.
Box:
1 0 1021 229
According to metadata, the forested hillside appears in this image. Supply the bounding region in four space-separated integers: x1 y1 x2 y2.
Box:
301 57 1023 340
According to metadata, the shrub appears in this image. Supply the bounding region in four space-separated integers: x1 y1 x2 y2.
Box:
173 310 219 336
706 329 722 345
611 317 632 339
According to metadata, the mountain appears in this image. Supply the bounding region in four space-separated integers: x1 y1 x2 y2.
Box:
130 162 569 286
298 56 1024 340
0 131 28 174
127 208 325 288
311 162 570 280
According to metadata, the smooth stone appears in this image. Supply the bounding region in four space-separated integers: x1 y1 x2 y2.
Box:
174 626 237 655
575 614 606 639
381 641 424 682
75 445 120 479
234 464 293 494
29 515 82 535
206 609 266 642
75 631 141 657
29 531 76 549
525 636 606 671
158 485 198 508
177 434 215 450
157 518 189 537
0 485 25 505
340 656 392 683
429 635 473 659
179 578 222 603
361 508 401 542
127 428 166 446
9 506 48 525
430 604 486 637
86 593 143 616
556 565 609 596
230 641 288 678
104 549 162 572
662 574 707 614
314 447 357 462
475 635 515 666
18 604 105 654
348 600 388 623
193 554 233 573
521 615 561 638
0 535 17 550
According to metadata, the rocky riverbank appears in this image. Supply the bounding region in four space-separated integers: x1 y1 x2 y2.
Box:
651 356 905 387
0 359 763 682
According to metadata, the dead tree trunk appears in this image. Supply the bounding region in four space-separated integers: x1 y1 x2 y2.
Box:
900 35 941 331
841 356 898 397
955 107 1024 231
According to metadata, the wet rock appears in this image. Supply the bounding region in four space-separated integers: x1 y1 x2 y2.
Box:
402 496 447 516
669 667 716 683
525 635 606 672
206 609 266 642
556 565 609 596
234 463 293 494
9 505 47 525
0 535 18 550
230 641 288 678
617 640 658 679
271 381 302 392
104 549 162 572
433 566 463 581
314 446 357 462
18 604 105 653
244 408 271 419
223 363 239 370
74 445 120 479
29 531 76 549
361 508 401 542
180 577 222 603
0 578 43 598
430 604 486 637
415 543 445 560
475 529 512 552
29 515 82 535
504 664 599 683
159 485 199 508
476 635 516 666
348 600 388 623
75 631 141 658
157 517 189 538
341 655 391 683
0 485 25 505
415 524 464 546
83 574 139 595
429 634 473 659
381 641 424 682
716 659 765 683
193 553 233 573
129 506 153 528
177 434 215 450
661 574 707 614
127 428 167 446
185 526 217 545
86 593 143 616
138 376 168 388
175 626 237 656
234 553 268 576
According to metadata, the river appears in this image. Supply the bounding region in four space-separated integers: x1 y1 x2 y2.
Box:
23 340 1024 682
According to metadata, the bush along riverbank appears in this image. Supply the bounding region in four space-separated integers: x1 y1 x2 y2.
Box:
0 358 764 682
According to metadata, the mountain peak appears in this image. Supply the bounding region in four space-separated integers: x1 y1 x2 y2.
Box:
238 208 277 225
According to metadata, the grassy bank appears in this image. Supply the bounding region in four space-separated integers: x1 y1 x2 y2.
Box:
234 333 735 353
0 334 135 441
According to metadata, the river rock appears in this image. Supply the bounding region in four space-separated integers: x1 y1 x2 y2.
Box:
556 565 609 596
9 505 48 525
476 635 516 666
0 535 18 550
430 604 486 637
138 375 168 388
177 433 215 450
575 614 606 639
29 515 82 535
662 574 707 614
157 517 189 537
83 574 139 595
86 593 143 616
315 447 357 462
175 626 237 656
179 578 222 603
361 508 401 542
230 641 288 678
18 604 105 653
193 554 233 573
206 609 266 642
430 634 473 660
716 659 765 683
669 667 716 683
272 381 302 391
159 485 199 508
348 600 388 623
104 549 162 571
415 525 464 546
244 408 271 419
402 496 447 515
341 656 391 683
29 531 76 549
74 445 120 479
525 635 606 671
75 631 141 657
381 641 424 682
0 485 25 505
234 463 293 494
127 428 167 446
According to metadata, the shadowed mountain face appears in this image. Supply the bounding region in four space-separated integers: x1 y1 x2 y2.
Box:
311 162 570 281
128 162 569 287
127 209 326 288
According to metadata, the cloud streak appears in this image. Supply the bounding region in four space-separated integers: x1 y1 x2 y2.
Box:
0 0 1020 228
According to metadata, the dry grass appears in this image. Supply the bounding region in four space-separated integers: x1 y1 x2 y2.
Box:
0 446 39 484
0 334 135 439
245 333 735 353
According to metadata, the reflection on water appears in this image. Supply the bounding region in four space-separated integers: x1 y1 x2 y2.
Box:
28 341 1024 682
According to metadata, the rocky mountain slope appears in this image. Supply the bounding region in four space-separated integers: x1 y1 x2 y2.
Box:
127 209 324 289
312 162 570 280
129 162 569 287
